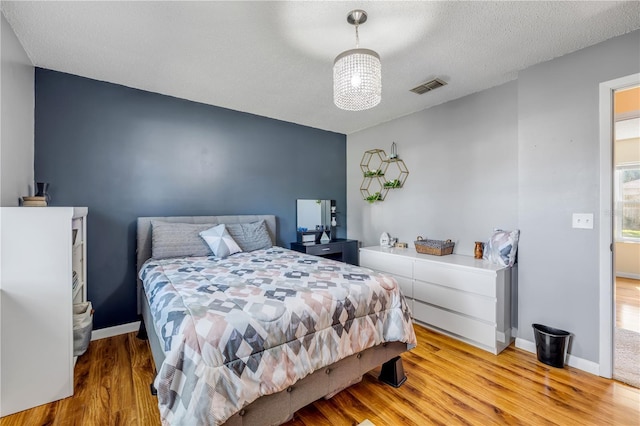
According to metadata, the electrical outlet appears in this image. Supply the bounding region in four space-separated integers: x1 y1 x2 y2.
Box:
572 213 594 229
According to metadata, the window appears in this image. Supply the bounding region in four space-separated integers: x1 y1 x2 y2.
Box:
615 163 640 241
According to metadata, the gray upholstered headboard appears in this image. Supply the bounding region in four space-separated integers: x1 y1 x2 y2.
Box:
136 214 277 314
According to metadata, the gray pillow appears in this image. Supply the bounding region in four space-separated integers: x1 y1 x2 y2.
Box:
151 221 214 259
225 220 272 252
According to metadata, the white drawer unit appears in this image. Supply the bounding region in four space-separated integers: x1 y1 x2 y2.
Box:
359 246 512 354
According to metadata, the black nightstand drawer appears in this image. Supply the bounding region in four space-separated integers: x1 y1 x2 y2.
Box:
290 239 359 266
305 243 342 256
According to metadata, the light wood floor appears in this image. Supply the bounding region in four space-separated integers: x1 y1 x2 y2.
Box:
1 325 638 426
616 277 640 333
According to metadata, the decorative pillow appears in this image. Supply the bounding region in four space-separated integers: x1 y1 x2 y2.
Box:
484 228 520 267
151 221 214 259
199 224 242 258
224 220 273 252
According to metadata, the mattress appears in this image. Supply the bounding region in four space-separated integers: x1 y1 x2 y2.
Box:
139 247 416 425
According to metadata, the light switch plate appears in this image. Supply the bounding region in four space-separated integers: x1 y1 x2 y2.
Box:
572 213 594 229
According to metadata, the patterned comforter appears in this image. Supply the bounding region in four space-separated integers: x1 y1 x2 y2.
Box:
140 247 416 425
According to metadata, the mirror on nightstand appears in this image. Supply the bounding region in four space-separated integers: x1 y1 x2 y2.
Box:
296 199 336 243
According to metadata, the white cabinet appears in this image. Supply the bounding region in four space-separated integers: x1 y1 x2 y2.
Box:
360 246 512 354
0 207 88 416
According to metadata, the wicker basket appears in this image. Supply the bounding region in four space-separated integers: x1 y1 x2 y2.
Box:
414 237 455 256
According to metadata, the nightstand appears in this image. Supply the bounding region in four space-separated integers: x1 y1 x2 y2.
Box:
290 239 359 266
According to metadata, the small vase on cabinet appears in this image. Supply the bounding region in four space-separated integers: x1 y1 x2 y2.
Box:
474 241 484 259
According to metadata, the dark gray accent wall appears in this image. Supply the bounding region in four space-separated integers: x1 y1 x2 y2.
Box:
35 68 346 330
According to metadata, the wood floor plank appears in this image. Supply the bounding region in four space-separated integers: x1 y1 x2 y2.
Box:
2 324 639 426
290 404 332 426
403 351 558 425
429 345 614 423
412 329 634 425
400 355 544 425
110 335 136 426
85 337 116 426
52 352 91 426
616 277 640 332
349 374 463 426
319 389 378 425
129 333 161 426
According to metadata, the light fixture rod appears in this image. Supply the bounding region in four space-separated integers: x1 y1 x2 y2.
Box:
348 9 367 48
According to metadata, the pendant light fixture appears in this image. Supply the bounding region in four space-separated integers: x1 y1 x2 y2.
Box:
333 10 381 111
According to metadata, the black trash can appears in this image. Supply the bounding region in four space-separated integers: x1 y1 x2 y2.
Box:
532 324 570 368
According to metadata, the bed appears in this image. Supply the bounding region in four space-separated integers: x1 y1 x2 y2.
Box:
136 215 416 425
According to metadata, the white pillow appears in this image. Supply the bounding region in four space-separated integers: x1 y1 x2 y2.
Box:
200 224 242 258
484 228 520 267
483 229 520 266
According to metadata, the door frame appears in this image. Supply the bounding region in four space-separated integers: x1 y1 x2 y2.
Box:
598 73 640 378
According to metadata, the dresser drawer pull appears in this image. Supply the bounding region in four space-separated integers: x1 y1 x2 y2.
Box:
322 248 331 251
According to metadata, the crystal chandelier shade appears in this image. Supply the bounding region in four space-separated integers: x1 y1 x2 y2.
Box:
333 10 381 111
333 48 381 111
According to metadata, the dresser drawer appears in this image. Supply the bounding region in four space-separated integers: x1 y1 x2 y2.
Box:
360 250 413 277
413 300 496 348
394 275 413 299
414 261 496 297
413 280 496 323
404 297 413 315
306 243 342 256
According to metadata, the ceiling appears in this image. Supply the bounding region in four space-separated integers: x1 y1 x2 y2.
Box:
2 1 639 135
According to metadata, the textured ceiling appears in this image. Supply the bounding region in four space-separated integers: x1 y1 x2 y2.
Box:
2 1 639 134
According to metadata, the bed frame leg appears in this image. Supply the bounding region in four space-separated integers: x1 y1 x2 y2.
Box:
378 356 407 388
137 318 148 340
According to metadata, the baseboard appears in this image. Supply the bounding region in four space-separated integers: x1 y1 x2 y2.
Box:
515 338 600 376
565 353 600 375
91 321 141 341
616 272 640 280
515 337 536 354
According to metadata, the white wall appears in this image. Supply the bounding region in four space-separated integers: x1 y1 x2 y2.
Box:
1 13 34 206
347 81 519 254
517 30 639 362
347 29 640 365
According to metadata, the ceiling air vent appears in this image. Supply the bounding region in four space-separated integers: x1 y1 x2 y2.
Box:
410 78 447 95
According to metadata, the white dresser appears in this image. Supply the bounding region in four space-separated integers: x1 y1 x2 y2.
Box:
0 207 88 416
360 246 512 354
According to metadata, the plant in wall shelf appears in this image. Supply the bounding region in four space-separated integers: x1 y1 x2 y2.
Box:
383 179 401 188
364 169 384 177
365 192 382 203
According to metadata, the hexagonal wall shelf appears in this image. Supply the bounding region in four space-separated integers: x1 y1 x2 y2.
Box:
382 158 409 189
360 148 409 203
360 149 388 177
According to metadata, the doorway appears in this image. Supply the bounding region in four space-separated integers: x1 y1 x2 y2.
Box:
599 74 640 382
612 86 639 387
